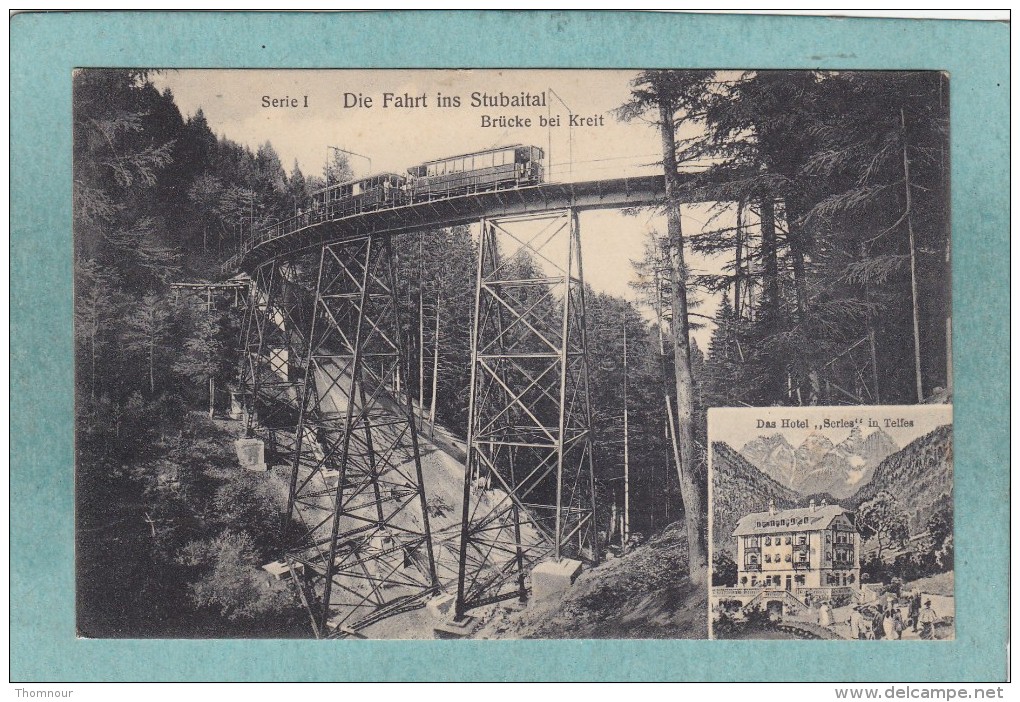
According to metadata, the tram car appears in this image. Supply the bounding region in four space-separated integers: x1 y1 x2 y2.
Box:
310 172 406 219
406 144 544 201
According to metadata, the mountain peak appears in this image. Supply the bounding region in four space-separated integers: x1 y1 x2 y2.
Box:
741 433 792 453
737 424 902 500
799 431 835 450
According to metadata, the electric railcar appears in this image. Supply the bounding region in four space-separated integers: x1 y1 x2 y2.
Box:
307 144 545 219
310 172 405 220
405 144 545 200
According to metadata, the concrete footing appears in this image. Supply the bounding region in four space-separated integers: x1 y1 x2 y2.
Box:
234 438 266 472
434 615 476 639
531 558 583 602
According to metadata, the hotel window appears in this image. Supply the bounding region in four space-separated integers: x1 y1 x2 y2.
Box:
785 536 792 545
764 554 771 563
764 537 771 546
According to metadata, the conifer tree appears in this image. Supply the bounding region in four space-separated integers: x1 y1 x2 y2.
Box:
123 293 175 396
618 70 715 579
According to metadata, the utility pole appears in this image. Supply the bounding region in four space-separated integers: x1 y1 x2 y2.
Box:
418 232 425 430
327 145 372 181
549 87 575 179
622 321 631 554
429 287 441 439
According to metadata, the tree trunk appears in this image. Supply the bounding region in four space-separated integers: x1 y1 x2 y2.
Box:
733 199 744 319
759 198 780 323
209 376 215 418
148 335 155 395
653 267 685 535
788 234 808 320
758 198 785 403
901 107 925 403
90 331 97 402
784 201 809 321
784 200 814 402
658 98 707 580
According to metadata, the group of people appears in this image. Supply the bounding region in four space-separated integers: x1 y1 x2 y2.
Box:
845 592 939 640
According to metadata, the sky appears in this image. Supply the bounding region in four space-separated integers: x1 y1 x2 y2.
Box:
152 69 730 348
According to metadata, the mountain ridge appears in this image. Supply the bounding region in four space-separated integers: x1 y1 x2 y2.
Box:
739 426 899 498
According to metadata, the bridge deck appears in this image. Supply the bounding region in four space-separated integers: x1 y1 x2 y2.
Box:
236 175 666 271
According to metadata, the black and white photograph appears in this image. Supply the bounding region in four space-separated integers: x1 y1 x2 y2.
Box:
74 68 952 641
708 404 954 641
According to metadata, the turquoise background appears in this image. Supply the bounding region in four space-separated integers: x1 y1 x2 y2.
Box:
10 11 1009 681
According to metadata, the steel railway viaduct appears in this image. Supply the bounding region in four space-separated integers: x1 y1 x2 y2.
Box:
234 174 668 637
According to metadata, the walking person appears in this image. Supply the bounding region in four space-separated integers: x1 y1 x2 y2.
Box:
909 592 922 632
864 613 877 640
848 607 864 640
918 600 938 640
882 610 896 640
872 609 885 640
818 602 832 627
893 609 905 639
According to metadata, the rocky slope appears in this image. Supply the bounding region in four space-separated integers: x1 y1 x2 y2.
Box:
472 522 707 639
849 424 953 532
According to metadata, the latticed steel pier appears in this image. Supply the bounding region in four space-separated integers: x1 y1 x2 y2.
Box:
235 176 664 636
455 210 599 617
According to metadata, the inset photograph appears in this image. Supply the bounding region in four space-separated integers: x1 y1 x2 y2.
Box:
709 405 953 640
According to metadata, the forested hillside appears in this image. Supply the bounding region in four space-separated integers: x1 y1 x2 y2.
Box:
710 441 800 551
850 424 953 533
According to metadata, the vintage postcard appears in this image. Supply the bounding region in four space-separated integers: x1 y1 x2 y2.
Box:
73 67 956 642
708 405 953 641
10 9 1009 685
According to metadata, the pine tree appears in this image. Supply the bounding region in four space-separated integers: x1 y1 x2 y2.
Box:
122 293 175 395
618 70 715 579
74 259 123 402
323 149 354 186
173 310 234 417
73 70 180 285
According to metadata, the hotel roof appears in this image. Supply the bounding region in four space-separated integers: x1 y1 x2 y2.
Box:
732 504 852 537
